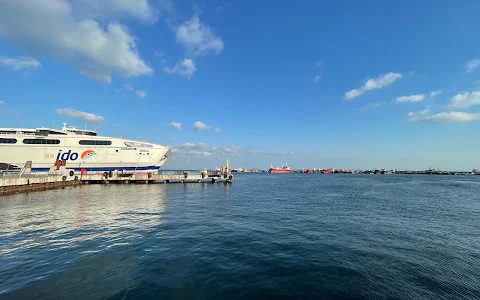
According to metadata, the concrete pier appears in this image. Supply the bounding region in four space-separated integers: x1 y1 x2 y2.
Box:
1 170 234 196
79 171 234 184
1 174 82 196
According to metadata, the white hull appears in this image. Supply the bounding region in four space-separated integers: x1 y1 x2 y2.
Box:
1 131 171 174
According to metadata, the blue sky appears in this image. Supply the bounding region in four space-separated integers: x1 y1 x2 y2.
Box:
1 0 480 170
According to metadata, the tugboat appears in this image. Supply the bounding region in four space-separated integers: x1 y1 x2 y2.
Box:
269 163 291 173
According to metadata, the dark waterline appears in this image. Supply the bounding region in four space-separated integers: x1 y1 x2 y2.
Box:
1 174 479 299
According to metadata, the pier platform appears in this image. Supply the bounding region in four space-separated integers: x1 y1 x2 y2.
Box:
80 170 234 184
0 173 82 196
1 170 233 196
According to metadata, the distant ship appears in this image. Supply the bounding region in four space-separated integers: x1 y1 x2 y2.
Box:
269 163 291 173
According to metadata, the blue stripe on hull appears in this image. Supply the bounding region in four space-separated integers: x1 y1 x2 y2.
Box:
30 166 162 172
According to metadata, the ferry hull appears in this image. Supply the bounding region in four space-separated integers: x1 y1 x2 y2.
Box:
0 135 170 174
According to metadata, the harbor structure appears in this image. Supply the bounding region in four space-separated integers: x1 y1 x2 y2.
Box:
1 160 233 196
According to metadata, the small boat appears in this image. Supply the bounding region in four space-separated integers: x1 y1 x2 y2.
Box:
384 169 396 174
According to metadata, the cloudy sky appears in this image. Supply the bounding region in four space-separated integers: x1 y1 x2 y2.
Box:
1 0 480 170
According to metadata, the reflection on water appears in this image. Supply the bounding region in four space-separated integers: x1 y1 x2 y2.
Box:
0 184 167 294
1 175 480 299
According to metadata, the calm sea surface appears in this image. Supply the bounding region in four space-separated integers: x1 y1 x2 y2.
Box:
1 174 480 299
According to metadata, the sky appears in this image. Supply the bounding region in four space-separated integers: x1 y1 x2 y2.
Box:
1 0 480 170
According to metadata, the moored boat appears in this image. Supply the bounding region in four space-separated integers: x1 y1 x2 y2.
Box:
269 163 291 173
0 123 171 174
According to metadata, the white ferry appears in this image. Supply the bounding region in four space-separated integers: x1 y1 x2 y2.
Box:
0 123 171 173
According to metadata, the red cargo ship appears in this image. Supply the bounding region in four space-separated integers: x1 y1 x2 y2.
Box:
268 164 291 173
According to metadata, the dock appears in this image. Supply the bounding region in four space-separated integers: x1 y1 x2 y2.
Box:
80 170 234 184
1 168 234 196
0 173 83 195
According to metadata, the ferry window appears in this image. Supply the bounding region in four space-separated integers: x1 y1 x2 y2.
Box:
35 130 66 136
79 140 112 146
23 139 60 144
36 130 49 136
124 142 153 148
0 138 17 144
51 131 67 135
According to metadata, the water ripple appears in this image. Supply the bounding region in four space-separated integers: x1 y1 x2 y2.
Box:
1 175 480 299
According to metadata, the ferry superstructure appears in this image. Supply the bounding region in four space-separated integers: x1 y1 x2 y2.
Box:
0 124 171 173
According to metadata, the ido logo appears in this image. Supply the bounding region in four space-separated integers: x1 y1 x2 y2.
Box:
56 150 79 161
56 150 96 161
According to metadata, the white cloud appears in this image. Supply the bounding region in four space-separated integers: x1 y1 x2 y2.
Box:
154 50 164 57
408 111 480 124
409 70 416 77
55 108 104 123
465 59 480 72
344 72 403 100
344 89 363 100
175 15 224 56
163 58 197 78
213 145 238 154
395 94 425 103
71 0 158 22
179 142 209 150
169 121 181 131
172 149 213 158
429 90 442 98
406 108 431 122
448 91 480 109
136 90 146 99
172 142 239 158
124 83 133 91
313 75 321 82
193 121 209 132
191 121 220 133
0 56 41 71
0 0 153 83
0 100 4 105
171 142 294 159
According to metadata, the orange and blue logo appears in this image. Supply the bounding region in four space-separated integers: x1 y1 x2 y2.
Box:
81 150 96 160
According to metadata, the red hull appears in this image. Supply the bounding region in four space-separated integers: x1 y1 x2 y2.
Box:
269 168 291 173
